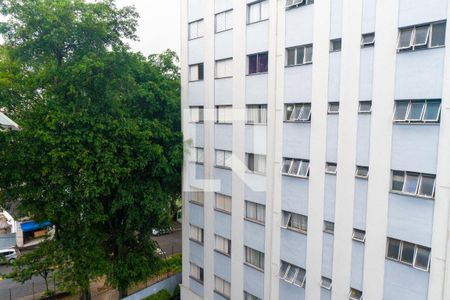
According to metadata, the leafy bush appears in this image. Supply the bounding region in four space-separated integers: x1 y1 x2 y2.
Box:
143 289 171 300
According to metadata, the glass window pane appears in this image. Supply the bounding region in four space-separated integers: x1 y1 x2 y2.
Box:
304 46 313 63
226 11 233 30
282 211 291 227
413 26 430 46
300 104 311 121
286 48 296 66
279 261 290 278
198 63 204 80
258 53 268 73
404 174 419 194
216 12 226 32
248 3 260 23
216 151 224 166
260 0 269 20
392 171 405 192
289 160 300 175
285 265 297 283
285 105 294 120
248 55 258 74
398 28 413 48
291 105 302 121
362 33 375 45
282 159 292 173
423 100 441 121
189 65 198 81
419 175 435 197
256 204 265 223
296 47 305 65
359 101 372 112
401 242 415 264
224 151 232 168
414 246 431 270
246 202 256 219
299 161 310 177
431 22 446 47
407 101 425 121
294 268 306 286
387 239 401 260
394 102 408 121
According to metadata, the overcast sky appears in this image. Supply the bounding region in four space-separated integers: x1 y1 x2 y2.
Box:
115 0 181 56
0 1 181 56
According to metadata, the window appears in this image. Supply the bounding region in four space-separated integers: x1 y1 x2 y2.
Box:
215 149 232 169
358 101 372 113
328 102 340 114
246 153 267 174
248 52 268 74
246 104 267 124
386 238 431 271
282 211 308 233
279 261 306 287
330 38 342 52
190 106 204 123
248 1 269 24
215 58 233 78
355 166 369 179
325 162 337 174
216 10 233 33
285 0 314 9
361 33 375 47
286 45 313 66
349 288 362 300
190 263 204 282
189 63 204 81
189 19 204 40
245 246 265 270
189 225 204 244
391 170 436 198
393 100 441 123
244 292 261 300
284 103 312 122
282 158 310 178
216 105 233 124
193 147 204 164
215 276 231 299
397 22 446 51
215 235 231 255
190 187 204 205
320 277 332 290
215 193 232 213
352 229 366 242
245 201 266 224
324 221 335 234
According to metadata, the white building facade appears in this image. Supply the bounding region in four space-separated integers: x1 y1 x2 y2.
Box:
180 0 450 299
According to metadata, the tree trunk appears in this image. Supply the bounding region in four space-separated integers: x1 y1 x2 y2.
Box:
80 287 91 300
119 287 128 299
44 277 49 294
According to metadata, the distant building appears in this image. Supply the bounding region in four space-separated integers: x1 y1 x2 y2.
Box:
181 1 450 300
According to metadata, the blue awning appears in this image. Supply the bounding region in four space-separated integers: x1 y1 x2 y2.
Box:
20 221 52 233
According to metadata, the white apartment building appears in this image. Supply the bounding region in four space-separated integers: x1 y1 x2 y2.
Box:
180 0 450 299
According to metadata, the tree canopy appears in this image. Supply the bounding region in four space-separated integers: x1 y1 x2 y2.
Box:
0 0 182 297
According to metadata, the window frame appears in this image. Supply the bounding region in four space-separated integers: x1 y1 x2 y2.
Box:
215 9 233 33
215 149 232 169
390 170 436 199
285 44 313 66
189 106 204 123
245 201 266 224
285 0 314 10
284 103 312 122
385 238 431 272
246 104 268 125
281 211 308 234
216 105 233 124
323 221 335 234
352 229 366 243
325 162 337 174
361 32 375 47
320 276 332 290
189 63 204 82
246 153 267 174
281 158 310 178
192 147 204 164
215 58 233 79
189 224 204 244
190 263 204 283
397 21 446 52
215 193 232 214
358 101 372 113
330 38 342 52
247 0 269 24
393 100 442 123
247 52 269 75
188 19 204 40
244 246 265 271
328 102 340 114
189 187 204 205
215 234 232 256
214 276 231 299
355 166 369 179
349 288 363 300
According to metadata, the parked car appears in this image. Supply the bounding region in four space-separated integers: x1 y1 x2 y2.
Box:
0 248 18 263
151 226 173 236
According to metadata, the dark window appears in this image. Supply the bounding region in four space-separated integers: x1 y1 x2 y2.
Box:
330 38 342 52
248 52 268 74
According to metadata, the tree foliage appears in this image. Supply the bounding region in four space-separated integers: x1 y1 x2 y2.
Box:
0 0 181 297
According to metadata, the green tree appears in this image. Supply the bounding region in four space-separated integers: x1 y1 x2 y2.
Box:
6 240 60 296
0 0 182 298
